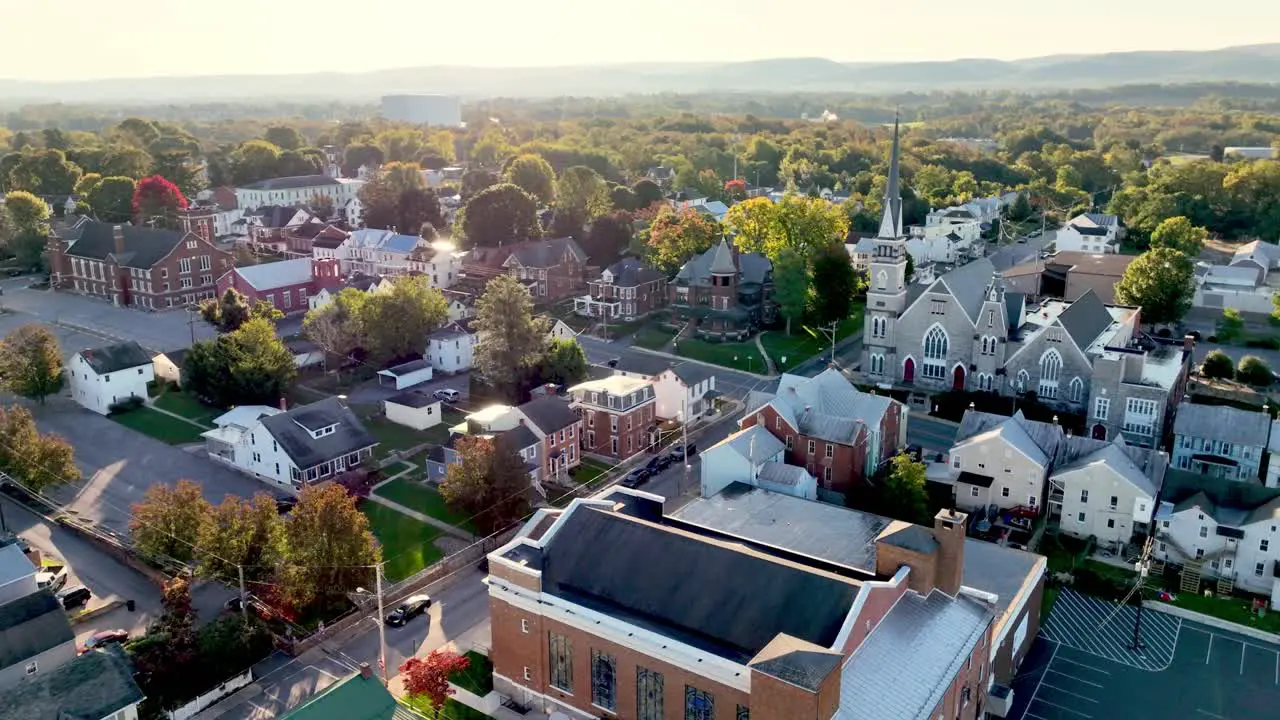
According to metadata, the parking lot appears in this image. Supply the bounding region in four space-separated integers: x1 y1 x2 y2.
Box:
1010 590 1280 720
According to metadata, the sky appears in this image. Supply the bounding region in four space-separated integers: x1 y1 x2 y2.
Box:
3 0 1279 81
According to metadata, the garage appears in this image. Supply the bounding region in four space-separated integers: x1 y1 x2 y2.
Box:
377 359 434 390
384 390 443 430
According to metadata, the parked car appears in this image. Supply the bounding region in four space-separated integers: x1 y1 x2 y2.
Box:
5 269 21 277
645 455 671 474
620 467 651 489
57 586 91 610
275 497 297 515
433 388 460 403
668 443 698 462
36 566 69 594
80 629 129 654
385 594 432 626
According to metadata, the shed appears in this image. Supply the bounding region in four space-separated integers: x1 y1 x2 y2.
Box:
377 359 434 390
151 348 188 386
285 339 325 369
384 390 443 431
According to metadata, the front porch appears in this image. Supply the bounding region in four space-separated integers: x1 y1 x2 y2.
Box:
572 294 621 318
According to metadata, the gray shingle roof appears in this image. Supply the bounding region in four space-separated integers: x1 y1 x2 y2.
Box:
240 175 339 190
836 590 991 720
601 257 665 287
758 369 894 446
79 341 153 375
0 590 74 668
1070 224 1110 237
260 398 378 470
517 397 579 435
502 424 540 451
1057 290 1114 350
670 362 715 387
1052 440 1166 499
676 243 771 287
540 505 861 663
505 237 587 268
936 258 997 323
385 390 437 409
709 240 737 274
1172 403 1272 448
956 410 1063 466
59 219 189 269
706 425 785 464
1161 470 1280 528
0 649 144 720
602 354 671 377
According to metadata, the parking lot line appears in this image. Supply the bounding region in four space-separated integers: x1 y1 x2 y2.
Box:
1055 655 1111 675
1241 643 1247 675
1034 698 1093 718
1206 632 1214 664
1195 710 1227 719
1048 668 1103 688
1023 643 1060 718
1039 682 1098 703
1025 713 1050 720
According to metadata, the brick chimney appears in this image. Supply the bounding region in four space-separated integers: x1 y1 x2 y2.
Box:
1183 334 1195 352
359 662 372 679
932 508 967 597
112 225 125 256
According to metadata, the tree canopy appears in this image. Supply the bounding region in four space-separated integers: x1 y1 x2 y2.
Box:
439 435 533 533
1113 247 1196 327
504 154 556 205
473 275 549 400
644 207 721 272
0 324 64 404
184 317 297 408
0 404 78 493
458 183 541 248
1149 215 1208 256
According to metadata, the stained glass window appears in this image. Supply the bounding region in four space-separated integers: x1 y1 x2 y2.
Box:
590 650 616 711
548 633 572 692
636 667 664 720
685 685 714 720
737 705 751 720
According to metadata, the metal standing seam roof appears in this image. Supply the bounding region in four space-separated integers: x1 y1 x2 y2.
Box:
835 590 992 720
79 341 154 374
1051 441 1163 498
706 425 786 463
260 398 378 470
380 359 431 377
1172 403 1272 448
348 228 421 254
756 462 812 488
278 670 417 720
953 416 1049 466
0 648 145 720
766 368 894 444
233 257 314 291
540 505 862 663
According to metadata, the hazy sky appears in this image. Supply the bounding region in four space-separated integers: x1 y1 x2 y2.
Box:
3 0 1279 81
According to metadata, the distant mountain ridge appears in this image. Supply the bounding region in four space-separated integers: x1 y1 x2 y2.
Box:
2 44 1280 104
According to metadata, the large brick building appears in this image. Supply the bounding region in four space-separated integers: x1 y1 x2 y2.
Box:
576 256 668 321
47 217 234 309
670 239 774 340
568 375 657 462
216 257 342 316
741 368 907 493
487 488 1045 720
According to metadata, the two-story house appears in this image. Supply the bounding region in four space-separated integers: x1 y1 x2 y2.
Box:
670 239 774 340
1268 419 1280 489
1055 213 1121 254
0 649 146 720
407 239 464 290
0 589 76 690
68 341 155 415
741 369 906 493
1053 440 1166 549
576 257 668 320
1171 402 1272 482
568 376 657 462
425 322 477 374
502 237 588 301
47 218 234 309
1154 470 1280 606
699 424 818 500
601 356 720 424
446 398 583 487
342 229 428 276
202 398 378 493
216 257 342 316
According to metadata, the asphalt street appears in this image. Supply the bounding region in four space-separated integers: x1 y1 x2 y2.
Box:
987 229 1057 271
577 335 773 402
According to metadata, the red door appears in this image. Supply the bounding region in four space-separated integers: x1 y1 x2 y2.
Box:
903 358 915 383
953 366 966 391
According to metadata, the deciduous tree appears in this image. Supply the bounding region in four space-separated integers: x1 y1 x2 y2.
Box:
771 250 809 335
183 318 297 408
199 288 281 333
1149 216 1208 257
229 140 283 186
133 174 188 228
632 179 664 208
552 165 611 236
302 288 369 367
359 275 449 364
1237 355 1274 386
581 212 633 268
439 435 532 533
458 183 541 248
98 144 153 179
504 154 556 205
343 142 383 175
130 480 211 565
461 169 499 200
644 207 721 272
881 452 930 524
473 275 549 400
0 405 78 493
264 125 306 151
1 190 49 235
197 493 285 583
1201 350 1235 380
810 242 857 326
1114 247 1196 328
401 650 471 714
539 338 589 386
0 324 64 404
87 176 137 222
280 483 378 608
375 129 426 163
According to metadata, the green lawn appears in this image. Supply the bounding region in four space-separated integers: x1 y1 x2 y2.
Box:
359 501 444 582
760 313 865 371
365 413 461 460
152 390 221 427
373 478 477 533
569 457 612 485
110 406 208 445
674 338 766 374
450 651 494 696
1162 588 1280 634
631 326 676 351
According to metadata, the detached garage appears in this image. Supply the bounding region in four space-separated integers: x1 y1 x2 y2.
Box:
384 390 443 431
377 359 434 390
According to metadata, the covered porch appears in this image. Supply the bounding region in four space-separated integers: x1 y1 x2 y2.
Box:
573 294 621 318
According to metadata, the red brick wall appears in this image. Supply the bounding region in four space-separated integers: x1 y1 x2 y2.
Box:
742 406 869 492
582 403 654 461
838 579 909 656
992 572 1045 685
878 401 904 467
217 271 314 315
541 420 584 479
931 623 993 720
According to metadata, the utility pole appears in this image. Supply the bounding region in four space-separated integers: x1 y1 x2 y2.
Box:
681 410 690 496
821 321 839 366
1130 532 1155 654
375 562 389 683
237 565 247 623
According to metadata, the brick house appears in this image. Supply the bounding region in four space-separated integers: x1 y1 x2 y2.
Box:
671 239 774 340
568 375 657 462
448 397 585 486
502 237 588 301
47 217 234 310
742 368 906 493
216 257 342 316
488 489 1043 720
575 256 668 320
282 219 349 256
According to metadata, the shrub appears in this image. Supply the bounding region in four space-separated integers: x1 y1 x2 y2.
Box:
1245 336 1280 350
108 396 145 414
1156 328 1172 338
1237 355 1275 386
1200 350 1235 380
1208 335 1218 343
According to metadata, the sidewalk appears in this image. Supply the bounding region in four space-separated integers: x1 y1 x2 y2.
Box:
364 494 473 541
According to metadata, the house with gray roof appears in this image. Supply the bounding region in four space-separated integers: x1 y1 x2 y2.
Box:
699 425 816 500
501 237 588 301
743 368 906 493
234 174 363 214
0 590 76 690
601 354 721 423
1171 402 1271 482
68 341 155 415
579 256 668 320
341 228 429 277
0 648 145 720
671 238 774 339
1154 470 1280 603
488 487 1039 720
1056 212 1121 254
1267 419 1280 490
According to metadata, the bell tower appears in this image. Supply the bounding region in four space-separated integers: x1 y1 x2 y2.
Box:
862 117 910 380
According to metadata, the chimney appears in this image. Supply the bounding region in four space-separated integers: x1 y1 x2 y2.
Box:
112 225 125 256
279 396 288 412
359 662 372 679
1183 334 1195 352
932 509 967 597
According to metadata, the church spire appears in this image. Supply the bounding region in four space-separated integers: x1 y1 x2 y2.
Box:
878 113 904 239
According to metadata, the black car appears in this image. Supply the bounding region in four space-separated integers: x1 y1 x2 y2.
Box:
5 269 20 277
275 497 297 515
644 455 670 474
620 467 651 488
668 443 698 462
385 594 431 626
57 586 91 610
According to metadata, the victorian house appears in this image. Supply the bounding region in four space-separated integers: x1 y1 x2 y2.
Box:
670 239 773 340
576 256 668 320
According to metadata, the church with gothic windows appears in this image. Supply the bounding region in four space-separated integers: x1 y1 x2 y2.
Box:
860 122 1192 449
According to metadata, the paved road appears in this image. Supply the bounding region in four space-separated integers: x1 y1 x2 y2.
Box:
578 336 772 402
34 404 286 537
987 229 1057 271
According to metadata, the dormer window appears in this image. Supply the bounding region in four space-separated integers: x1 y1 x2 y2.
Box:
310 424 338 439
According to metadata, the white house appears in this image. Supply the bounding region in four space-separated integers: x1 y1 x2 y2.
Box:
383 390 443 431
1055 213 1121 254
234 175 364 213
846 234 876 272
151 349 187 387
1053 440 1165 549
1224 146 1279 160
1194 241 1280 314
203 398 378 493
376 359 434 390
407 239 464 290
906 231 979 265
425 322 476 374
306 275 391 312
913 207 983 242
68 342 155 415
1154 471 1280 605
442 290 476 322
653 365 718 423
699 424 817 501
547 319 577 342
1266 419 1280 489
342 229 427 276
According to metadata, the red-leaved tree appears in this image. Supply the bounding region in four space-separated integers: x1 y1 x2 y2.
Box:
400 650 471 712
724 178 747 201
133 174 188 228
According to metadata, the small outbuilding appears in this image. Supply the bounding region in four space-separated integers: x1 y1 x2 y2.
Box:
377 359 434 390
151 348 188 386
384 390 443 431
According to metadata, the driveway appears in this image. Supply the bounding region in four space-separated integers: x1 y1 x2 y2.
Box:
33 404 285 537
0 277 216 353
341 372 472 405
